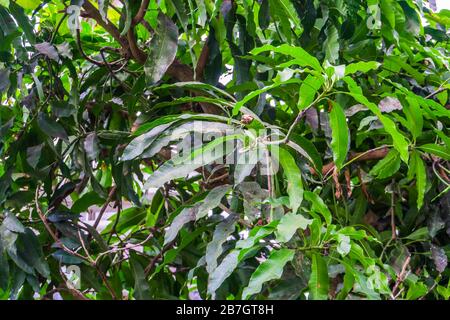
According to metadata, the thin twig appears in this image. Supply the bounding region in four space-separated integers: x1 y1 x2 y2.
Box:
93 186 117 229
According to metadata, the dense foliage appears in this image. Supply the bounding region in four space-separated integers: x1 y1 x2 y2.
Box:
0 0 449 300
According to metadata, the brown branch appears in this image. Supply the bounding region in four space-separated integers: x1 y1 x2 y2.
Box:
127 28 147 64
81 1 128 50
391 255 411 299
93 186 117 229
195 41 210 81
132 0 150 26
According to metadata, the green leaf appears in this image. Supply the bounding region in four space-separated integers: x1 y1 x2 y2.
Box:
242 248 294 299
369 149 401 179
323 26 339 64
412 151 426 209
144 12 178 84
406 282 427 300
3 212 25 233
208 222 278 296
405 227 429 241
129 253 151 300
404 96 423 140
205 215 237 274
417 144 450 161
304 191 332 225
119 0 131 36
37 113 68 141
298 75 324 110
345 61 380 75
121 122 173 161
344 77 409 163
9 1 35 44
164 185 231 245
288 134 323 173
336 234 351 256
308 254 329 300
26 144 43 169
232 78 300 116
0 0 9 8
278 147 303 214
251 44 323 72
329 102 349 170
275 212 312 243
270 0 301 27
144 134 240 190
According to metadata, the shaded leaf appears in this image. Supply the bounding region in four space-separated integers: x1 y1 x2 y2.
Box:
242 248 294 299
308 253 329 300
144 12 178 84
275 212 312 243
329 102 349 170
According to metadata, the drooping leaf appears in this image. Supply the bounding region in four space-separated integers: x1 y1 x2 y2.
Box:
298 75 324 110
251 44 323 72
144 12 178 84
308 253 329 300
275 212 312 243
278 147 303 214
304 191 332 225
144 134 241 190
413 151 426 209
242 248 294 299
345 61 380 75
164 185 231 245
37 113 68 141
205 215 237 274
344 77 410 163
369 149 401 179
417 144 450 161
329 102 349 170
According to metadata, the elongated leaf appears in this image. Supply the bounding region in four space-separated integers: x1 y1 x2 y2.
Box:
329 102 349 170
208 222 278 296
144 12 178 84
251 44 323 72
242 248 294 299
345 61 380 75
323 26 339 64
413 151 427 209
298 75 324 110
418 144 450 160
232 79 300 115
130 253 151 300
304 191 332 225
205 215 237 274
119 0 131 36
278 147 303 214
9 1 35 44
164 185 231 245
121 122 173 161
308 254 329 300
37 113 68 141
275 212 312 243
404 96 423 139
344 77 409 163
369 149 401 179
270 0 301 27
144 134 241 190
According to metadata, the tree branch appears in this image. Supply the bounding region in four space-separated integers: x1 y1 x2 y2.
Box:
132 0 150 26
81 1 128 50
